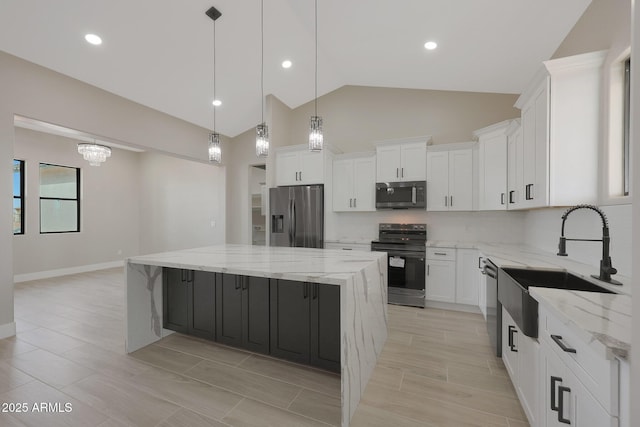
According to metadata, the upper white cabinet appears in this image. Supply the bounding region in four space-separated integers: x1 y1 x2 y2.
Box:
514 50 606 208
474 121 512 211
275 145 326 186
375 137 430 182
426 142 474 211
332 153 376 212
506 120 523 209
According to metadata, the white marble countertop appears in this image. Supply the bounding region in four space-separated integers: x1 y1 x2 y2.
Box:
530 287 631 360
127 244 386 287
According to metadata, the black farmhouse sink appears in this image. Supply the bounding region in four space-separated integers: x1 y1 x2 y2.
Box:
498 268 614 338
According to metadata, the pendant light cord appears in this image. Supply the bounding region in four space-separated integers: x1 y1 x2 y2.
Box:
314 0 318 116
213 19 216 132
260 0 264 124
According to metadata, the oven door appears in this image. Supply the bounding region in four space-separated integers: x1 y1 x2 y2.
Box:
385 250 426 307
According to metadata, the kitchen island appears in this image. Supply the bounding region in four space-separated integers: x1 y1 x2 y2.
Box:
125 244 388 427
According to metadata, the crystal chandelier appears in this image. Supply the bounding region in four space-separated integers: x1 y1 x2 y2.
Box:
256 0 269 158
77 143 111 166
207 6 222 163
309 0 323 152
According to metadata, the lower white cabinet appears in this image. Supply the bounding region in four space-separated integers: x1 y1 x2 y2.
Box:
502 307 539 426
426 248 479 308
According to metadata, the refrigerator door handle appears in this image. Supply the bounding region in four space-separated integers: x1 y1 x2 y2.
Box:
288 199 294 244
291 200 297 246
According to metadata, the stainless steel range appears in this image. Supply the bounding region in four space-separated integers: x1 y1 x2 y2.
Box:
371 223 426 308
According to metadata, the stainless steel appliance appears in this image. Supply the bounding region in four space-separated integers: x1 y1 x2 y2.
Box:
269 185 324 248
483 259 501 357
371 223 426 308
375 181 426 209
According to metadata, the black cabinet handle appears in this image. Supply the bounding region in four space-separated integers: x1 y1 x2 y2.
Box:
478 256 483 269
508 325 518 352
509 190 515 204
444 196 448 207
551 376 562 412
396 168 399 178
235 277 241 290
312 284 318 300
558 385 571 424
401 167 404 178
427 264 430 276
501 193 505 205
434 252 447 256
525 184 534 200
303 283 308 299
551 335 577 353
242 277 248 291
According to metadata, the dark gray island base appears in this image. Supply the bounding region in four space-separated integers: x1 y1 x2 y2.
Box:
125 244 388 427
163 268 340 372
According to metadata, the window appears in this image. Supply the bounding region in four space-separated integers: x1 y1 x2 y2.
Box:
39 163 80 233
623 57 630 196
13 159 24 235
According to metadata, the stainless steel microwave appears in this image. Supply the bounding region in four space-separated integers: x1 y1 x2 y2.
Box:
375 181 426 209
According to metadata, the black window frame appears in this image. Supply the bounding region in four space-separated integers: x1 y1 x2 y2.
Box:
623 57 630 196
39 162 81 234
13 159 25 235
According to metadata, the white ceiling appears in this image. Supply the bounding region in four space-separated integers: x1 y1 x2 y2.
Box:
0 0 591 138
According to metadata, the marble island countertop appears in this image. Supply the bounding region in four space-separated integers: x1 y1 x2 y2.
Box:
530 287 631 360
127 244 386 286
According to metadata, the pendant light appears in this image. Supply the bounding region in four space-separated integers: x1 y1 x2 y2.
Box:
77 140 111 166
308 0 323 152
256 0 269 157
206 6 222 163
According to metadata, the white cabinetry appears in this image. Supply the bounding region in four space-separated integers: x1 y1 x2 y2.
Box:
502 307 539 426
426 143 474 211
375 137 430 182
425 248 456 303
477 254 487 319
426 247 479 308
275 146 326 186
514 50 606 208
538 305 619 427
474 121 513 211
455 248 479 306
332 153 376 212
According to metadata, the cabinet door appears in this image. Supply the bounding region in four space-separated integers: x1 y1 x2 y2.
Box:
540 341 567 427
400 142 427 181
507 127 523 209
376 145 401 182
352 156 376 211
299 151 324 184
310 284 341 372
479 136 507 210
425 260 455 303
501 307 519 385
454 249 478 306
276 151 299 186
163 268 189 333
426 151 449 211
190 271 216 340
216 273 243 348
518 329 539 426
533 82 549 207
270 279 310 364
448 149 473 211
521 98 537 209
333 159 353 211
242 276 270 354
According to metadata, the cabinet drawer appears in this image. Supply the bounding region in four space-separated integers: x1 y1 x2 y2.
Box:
426 247 455 261
539 305 619 415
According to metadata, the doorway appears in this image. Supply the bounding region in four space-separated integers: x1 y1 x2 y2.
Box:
249 164 266 245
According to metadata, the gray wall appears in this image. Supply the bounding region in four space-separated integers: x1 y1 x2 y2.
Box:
0 51 226 337
13 128 140 277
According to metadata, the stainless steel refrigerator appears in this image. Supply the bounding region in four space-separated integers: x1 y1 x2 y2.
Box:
269 185 324 248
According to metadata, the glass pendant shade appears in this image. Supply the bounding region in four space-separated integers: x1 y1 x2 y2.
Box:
77 143 111 166
208 132 221 163
256 123 269 157
309 116 323 152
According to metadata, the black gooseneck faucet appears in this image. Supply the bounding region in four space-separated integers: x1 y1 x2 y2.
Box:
557 204 622 285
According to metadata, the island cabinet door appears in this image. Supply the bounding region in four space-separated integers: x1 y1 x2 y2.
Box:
242 276 270 354
163 268 189 333
189 271 216 340
216 273 243 348
310 284 340 373
270 279 311 364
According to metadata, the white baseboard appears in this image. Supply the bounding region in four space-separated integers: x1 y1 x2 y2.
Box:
14 260 124 283
0 321 16 339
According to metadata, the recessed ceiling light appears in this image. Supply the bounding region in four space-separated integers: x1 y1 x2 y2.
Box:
212 99 222 107
281 60 292 69
85 34 102 45
424 41 438 50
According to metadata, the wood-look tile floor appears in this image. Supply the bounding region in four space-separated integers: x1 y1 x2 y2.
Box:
1 268 529 427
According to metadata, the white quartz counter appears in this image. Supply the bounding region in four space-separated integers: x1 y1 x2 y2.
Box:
126 244 388 427
530 287 631 360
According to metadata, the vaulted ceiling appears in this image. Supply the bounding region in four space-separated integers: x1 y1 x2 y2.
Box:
0 0 591 137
